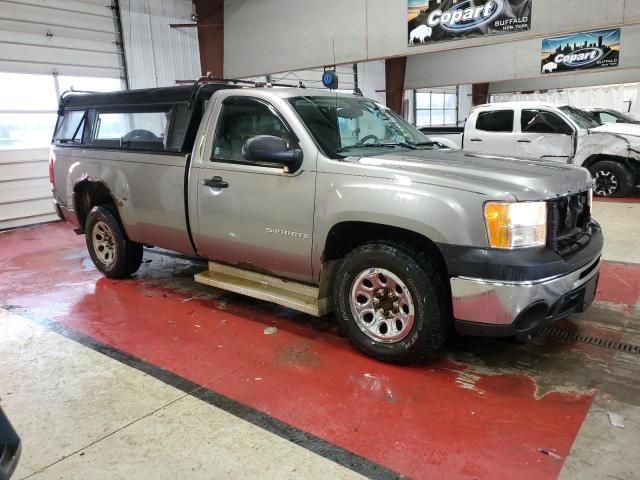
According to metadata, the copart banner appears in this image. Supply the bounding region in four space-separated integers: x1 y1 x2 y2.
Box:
541 28 621 75
408 0 532 46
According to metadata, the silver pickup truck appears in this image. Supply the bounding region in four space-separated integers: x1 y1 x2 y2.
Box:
50 83 603 363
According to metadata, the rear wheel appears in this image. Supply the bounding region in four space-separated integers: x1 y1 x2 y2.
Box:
85 205 143 278
333 242 451 363
589 160 634 198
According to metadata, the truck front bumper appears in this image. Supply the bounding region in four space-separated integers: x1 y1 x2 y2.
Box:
447 227 603 337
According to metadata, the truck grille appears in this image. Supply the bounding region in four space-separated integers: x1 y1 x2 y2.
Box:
547 192 591 256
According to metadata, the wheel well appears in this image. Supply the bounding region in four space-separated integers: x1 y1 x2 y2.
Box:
323 221 448 277
73 181 117 229
583 154 630 171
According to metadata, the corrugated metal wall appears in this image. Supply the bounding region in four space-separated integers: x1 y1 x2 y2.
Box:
120 0 201 89
0 0 125 230
357 60 386 105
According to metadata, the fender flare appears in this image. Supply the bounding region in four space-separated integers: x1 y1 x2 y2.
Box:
582 154 634 172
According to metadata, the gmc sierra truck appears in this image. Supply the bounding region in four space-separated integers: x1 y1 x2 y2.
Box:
425 101 640 197
50 83 603 363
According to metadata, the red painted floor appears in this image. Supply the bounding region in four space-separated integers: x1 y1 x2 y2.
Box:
597 262 640 313
594 195 640 204
2 223 639 479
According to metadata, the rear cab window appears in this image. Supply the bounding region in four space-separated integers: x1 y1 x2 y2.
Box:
475 110 514 132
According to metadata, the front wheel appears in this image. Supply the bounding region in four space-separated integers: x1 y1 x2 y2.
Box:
333 242 451 363
589 160 634 198
85 205 143 278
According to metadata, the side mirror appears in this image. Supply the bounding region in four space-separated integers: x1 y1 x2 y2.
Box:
242 135 303 171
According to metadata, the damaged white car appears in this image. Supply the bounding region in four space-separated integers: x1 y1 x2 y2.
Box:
427 102 640 197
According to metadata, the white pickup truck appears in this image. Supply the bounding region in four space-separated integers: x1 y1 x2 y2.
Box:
424 101 640 197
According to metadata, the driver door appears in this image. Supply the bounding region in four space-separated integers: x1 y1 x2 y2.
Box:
516 109 574 163
192 96 316 282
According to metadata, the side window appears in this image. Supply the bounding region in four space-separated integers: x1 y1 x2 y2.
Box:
55 110 86 143
475 110 514 132
521 110 570 134
599 112 618 124
212 98 291 163
93 110 171 150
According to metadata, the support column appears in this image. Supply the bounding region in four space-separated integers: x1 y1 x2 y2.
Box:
194 0 224 78
472 83 490 106
385 57 407 115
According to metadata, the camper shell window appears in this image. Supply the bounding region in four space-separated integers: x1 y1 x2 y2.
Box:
53 83 237 153
55 110 87 144
92 109 173 151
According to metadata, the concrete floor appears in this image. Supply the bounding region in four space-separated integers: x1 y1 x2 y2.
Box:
592 200 640 265
1 198 639 480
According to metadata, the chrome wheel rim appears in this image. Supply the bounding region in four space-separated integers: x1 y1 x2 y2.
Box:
594 170 619 197
349 268 415 343
92 221 116 265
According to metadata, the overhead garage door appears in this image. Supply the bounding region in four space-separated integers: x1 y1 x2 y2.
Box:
0 0 126 230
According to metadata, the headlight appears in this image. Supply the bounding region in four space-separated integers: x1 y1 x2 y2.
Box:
484 202 547 249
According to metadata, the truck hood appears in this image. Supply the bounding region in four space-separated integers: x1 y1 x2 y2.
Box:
592 123 640 138
348 149 592 201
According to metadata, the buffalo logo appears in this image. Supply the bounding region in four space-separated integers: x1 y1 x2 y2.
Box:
426 0 505 32
555 47 605 68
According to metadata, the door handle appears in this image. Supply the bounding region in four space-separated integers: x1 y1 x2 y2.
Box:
204 176 229 188
470 138 483 142
518 139 532 143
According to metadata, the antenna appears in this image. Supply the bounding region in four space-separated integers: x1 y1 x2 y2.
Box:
332 38 336 68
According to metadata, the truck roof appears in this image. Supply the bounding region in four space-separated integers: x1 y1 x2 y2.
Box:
59 85 360 112
474 101 566 110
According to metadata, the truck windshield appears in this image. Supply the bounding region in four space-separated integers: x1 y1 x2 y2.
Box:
288 95 437 159
559 106 601 129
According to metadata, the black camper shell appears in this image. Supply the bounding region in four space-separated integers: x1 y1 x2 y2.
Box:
53 83 237 154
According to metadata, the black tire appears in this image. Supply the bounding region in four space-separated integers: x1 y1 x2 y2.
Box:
333 242 451 364
85 205 143 278
589 160 634 198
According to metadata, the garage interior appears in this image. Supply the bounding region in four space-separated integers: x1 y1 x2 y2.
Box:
1 1 640 479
